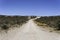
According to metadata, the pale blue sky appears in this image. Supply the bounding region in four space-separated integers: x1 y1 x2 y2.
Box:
0 0 60 16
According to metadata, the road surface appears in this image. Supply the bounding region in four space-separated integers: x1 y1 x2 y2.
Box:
0 19 60 40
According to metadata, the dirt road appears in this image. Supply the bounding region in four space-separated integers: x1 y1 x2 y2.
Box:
0 19 60 40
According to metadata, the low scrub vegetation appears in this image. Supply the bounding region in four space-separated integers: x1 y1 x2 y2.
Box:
0 15 29 30
35 16 60 30
30 16 36 19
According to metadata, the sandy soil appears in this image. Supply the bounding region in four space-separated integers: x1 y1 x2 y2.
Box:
0 19 60 40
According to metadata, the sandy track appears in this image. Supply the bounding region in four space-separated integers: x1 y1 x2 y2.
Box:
0 19 60 40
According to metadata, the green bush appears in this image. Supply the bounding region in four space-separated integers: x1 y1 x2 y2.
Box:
56 21 60 30
1 24 9 30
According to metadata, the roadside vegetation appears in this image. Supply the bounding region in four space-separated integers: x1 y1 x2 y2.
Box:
0 15 29 31
34 15 60 31
30 16 36 19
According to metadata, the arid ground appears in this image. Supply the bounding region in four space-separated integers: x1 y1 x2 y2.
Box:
0 17 60 40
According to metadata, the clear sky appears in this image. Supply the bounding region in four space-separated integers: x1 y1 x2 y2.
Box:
0 0 60 16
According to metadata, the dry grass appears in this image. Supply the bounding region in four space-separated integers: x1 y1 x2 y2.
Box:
34 21 59 33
